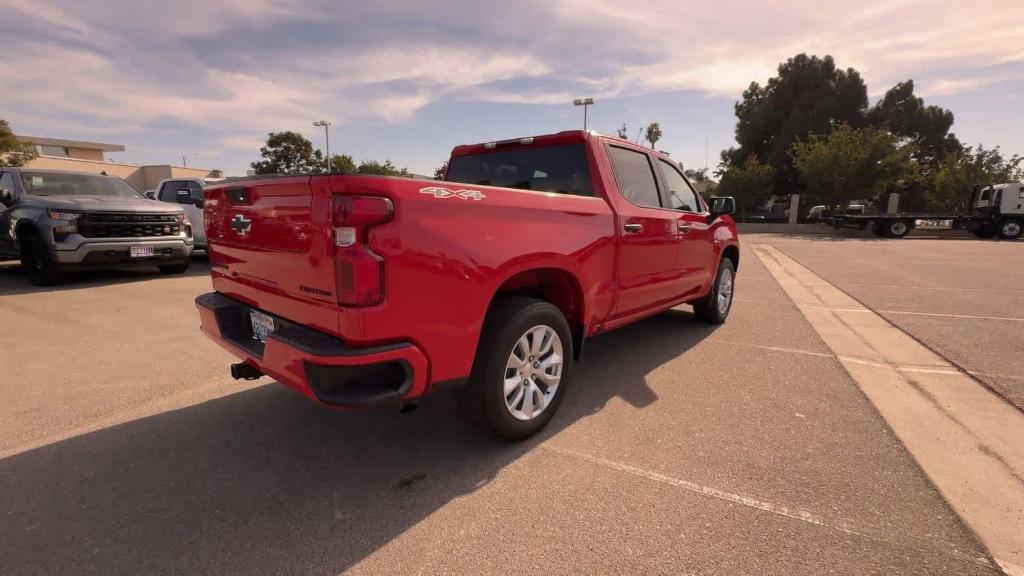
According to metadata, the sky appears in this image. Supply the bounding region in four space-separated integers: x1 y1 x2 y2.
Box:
1 0 1022 177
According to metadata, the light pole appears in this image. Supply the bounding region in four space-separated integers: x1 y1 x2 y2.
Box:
313 120 332 173
573 98 594 130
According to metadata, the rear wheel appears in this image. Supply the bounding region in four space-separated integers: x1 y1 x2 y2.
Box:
883 219 912 238
693 257 736 324
458 296 572 441
19 231 63 286
997 218 1022 240
158 261 190 274
870 220 886 237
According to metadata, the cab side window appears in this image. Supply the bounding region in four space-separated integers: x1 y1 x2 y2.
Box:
158 181 202 203
186 181 204 201
608 146 661 208
158 181 187 202
658 160 702 213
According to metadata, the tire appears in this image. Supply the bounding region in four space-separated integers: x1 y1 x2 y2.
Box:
458 296 573 441
693 257 736 324
870 221 886 237
883 219 912 238
19 231 63 286
972 225 996 239
158 261 190 274
997 218 1022 240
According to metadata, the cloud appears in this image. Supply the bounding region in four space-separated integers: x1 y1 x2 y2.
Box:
1 0 1021 171
921 74 1024 97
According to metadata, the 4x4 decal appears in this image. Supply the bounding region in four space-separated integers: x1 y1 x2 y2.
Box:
420 186 486 201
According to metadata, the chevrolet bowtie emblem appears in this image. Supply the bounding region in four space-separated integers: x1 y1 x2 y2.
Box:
231 214 252 236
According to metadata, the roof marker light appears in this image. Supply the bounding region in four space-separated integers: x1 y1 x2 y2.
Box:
483 142 496 149
519 137 534 145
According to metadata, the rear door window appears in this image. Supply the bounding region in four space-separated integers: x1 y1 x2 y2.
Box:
607 146 661 208
446 143 593 196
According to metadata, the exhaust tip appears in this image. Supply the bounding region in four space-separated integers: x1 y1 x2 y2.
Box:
230 362 263 381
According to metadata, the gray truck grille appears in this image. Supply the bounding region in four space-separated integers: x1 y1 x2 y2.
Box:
79 213 181 238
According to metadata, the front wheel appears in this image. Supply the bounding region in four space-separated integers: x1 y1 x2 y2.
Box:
693 257 736 324
458 296 572 441
998 218 1022 240
19 232 63 286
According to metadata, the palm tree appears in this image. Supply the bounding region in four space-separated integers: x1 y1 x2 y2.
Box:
644 122 662 149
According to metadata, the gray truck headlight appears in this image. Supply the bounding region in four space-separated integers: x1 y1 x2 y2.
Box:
47 210 79 241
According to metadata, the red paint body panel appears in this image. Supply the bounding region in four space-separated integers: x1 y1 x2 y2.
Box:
198 131 738 407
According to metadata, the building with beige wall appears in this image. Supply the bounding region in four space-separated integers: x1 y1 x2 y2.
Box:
15 135 223 192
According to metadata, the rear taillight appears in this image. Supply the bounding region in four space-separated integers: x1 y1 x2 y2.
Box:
332 195 394 306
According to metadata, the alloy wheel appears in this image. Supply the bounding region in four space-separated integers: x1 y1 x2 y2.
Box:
503 325 563 421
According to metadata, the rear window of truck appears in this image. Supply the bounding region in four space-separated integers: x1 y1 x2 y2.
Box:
446 143 593 197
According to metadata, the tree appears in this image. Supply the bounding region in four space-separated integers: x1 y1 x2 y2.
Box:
329 153 356 174
356 159 410 177
616 124 629 139
433 160 448 180
790 124 918 209
684 168 710 183
0 120 37 167
929 145 1023 212
644 122 662 149
722 54 869 196
251 131 320 175
715 156 776 217
868 80 961 166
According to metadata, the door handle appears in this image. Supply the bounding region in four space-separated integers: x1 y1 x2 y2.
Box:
624 223 644 234
677 222 692 234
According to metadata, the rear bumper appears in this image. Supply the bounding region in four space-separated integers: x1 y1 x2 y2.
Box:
195 292 429 407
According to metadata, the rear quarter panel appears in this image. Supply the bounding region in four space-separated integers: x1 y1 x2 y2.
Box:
330 175 617 384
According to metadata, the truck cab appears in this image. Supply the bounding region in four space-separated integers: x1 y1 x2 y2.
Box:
148 177 223 248
971 183 1023 239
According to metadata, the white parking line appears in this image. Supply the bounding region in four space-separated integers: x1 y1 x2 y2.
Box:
540 444 994 567
540 445 868 536
877 310 1024 323
713 340 834 358
836 282 1024 295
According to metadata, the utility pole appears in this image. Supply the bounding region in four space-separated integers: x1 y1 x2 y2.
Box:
572 98 594 130
313 120 332 173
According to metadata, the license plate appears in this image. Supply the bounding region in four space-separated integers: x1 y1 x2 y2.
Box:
130 246 155 258
249 310 275 343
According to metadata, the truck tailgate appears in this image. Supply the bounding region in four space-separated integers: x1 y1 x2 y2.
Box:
204 176 341 336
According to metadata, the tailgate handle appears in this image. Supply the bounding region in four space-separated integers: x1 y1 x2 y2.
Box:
624 223 644 234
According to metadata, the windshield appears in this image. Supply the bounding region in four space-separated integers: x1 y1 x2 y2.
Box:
20 171 143 198
446 143 593 196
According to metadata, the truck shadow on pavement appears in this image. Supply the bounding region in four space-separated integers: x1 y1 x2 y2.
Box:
0 255 210 296
0 310 716 575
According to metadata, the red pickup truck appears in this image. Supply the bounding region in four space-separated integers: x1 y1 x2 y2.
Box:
196 130 739 439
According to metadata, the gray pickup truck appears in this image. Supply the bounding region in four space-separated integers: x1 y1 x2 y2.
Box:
0 168 194 285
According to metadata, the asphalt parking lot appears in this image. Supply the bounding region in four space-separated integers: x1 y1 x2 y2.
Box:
0 237 1018 575
768 235 1024 411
